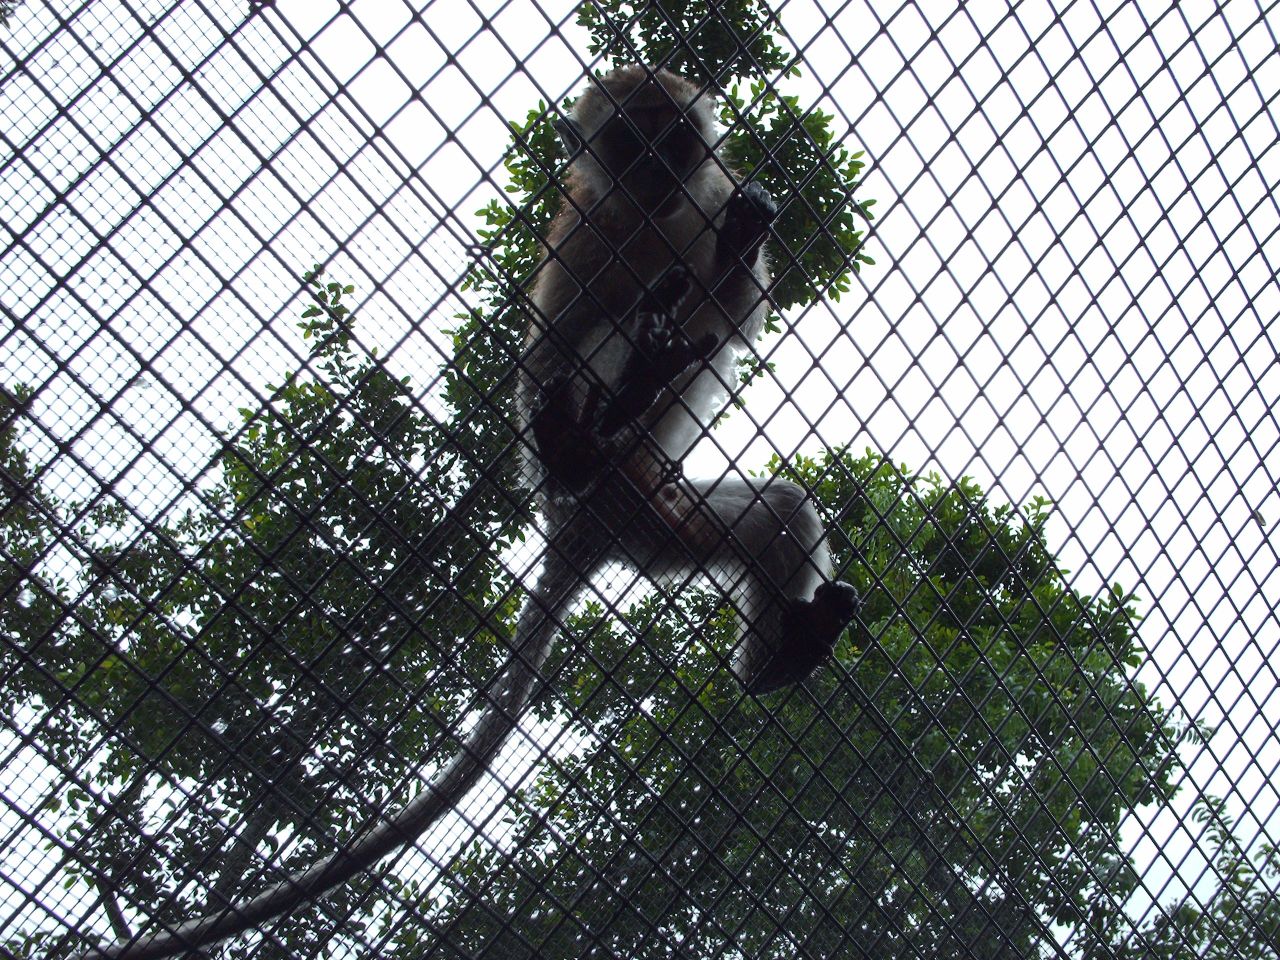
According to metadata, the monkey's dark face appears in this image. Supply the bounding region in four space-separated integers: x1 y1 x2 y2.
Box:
591 103 709 212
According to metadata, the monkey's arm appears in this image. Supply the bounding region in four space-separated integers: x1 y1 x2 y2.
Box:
530 265 712 495
594 330 718 439
528 375 609 496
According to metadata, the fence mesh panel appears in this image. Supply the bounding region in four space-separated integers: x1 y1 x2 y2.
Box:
2 1 1278 958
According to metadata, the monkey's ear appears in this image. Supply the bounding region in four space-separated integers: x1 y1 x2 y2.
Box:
553 117 584 159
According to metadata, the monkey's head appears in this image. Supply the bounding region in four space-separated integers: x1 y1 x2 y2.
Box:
557 65 717 214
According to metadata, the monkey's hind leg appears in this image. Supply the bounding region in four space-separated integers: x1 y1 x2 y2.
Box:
690 477 860 694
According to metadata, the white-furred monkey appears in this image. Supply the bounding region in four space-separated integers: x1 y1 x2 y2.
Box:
522 63 859 693
79 64 859 960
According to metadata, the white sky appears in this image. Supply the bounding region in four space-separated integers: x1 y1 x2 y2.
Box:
1 0 1277 948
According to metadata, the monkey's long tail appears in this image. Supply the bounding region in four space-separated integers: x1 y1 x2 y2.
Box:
80 557 579 960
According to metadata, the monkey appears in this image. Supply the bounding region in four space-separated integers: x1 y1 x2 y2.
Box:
78 64 860 960
521 64 860 695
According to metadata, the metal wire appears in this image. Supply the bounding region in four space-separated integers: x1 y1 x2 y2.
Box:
1 1 1278 958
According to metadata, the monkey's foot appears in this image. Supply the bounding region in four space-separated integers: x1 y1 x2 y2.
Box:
719 181 779 263
745 581 861 694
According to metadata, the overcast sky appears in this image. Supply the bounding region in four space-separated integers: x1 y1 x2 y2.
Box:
2 0 1277 941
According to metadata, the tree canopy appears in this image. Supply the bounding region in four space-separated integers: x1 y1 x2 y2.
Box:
2 1 1276 958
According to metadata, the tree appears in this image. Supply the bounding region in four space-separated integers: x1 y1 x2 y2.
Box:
1 276 522 957
0 1 24 29
407 452 1248 959
5 2 1276 959
6 379 1278 957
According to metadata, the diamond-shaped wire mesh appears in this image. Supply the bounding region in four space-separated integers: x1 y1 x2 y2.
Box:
2 1 1278 958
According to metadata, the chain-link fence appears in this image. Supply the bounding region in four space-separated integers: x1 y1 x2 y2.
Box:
2 1 1278 957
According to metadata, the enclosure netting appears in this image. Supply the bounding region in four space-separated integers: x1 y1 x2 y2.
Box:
2 1 1278 958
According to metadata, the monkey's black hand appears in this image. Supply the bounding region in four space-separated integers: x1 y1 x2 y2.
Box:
593 267 706 440
746 581 861 694
633 264 698 360
650 263 693 313
718 182 778 265
531 376 609 495
596 267 717 437
597 333 717 438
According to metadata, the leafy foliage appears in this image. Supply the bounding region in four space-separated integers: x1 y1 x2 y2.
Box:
722 80 875 308
0 0 24 29
3 2 1276 959
412 451 1235 958
6 376 1278 956
1109 799 1280 960
1 275 519 958
578 0 790 83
